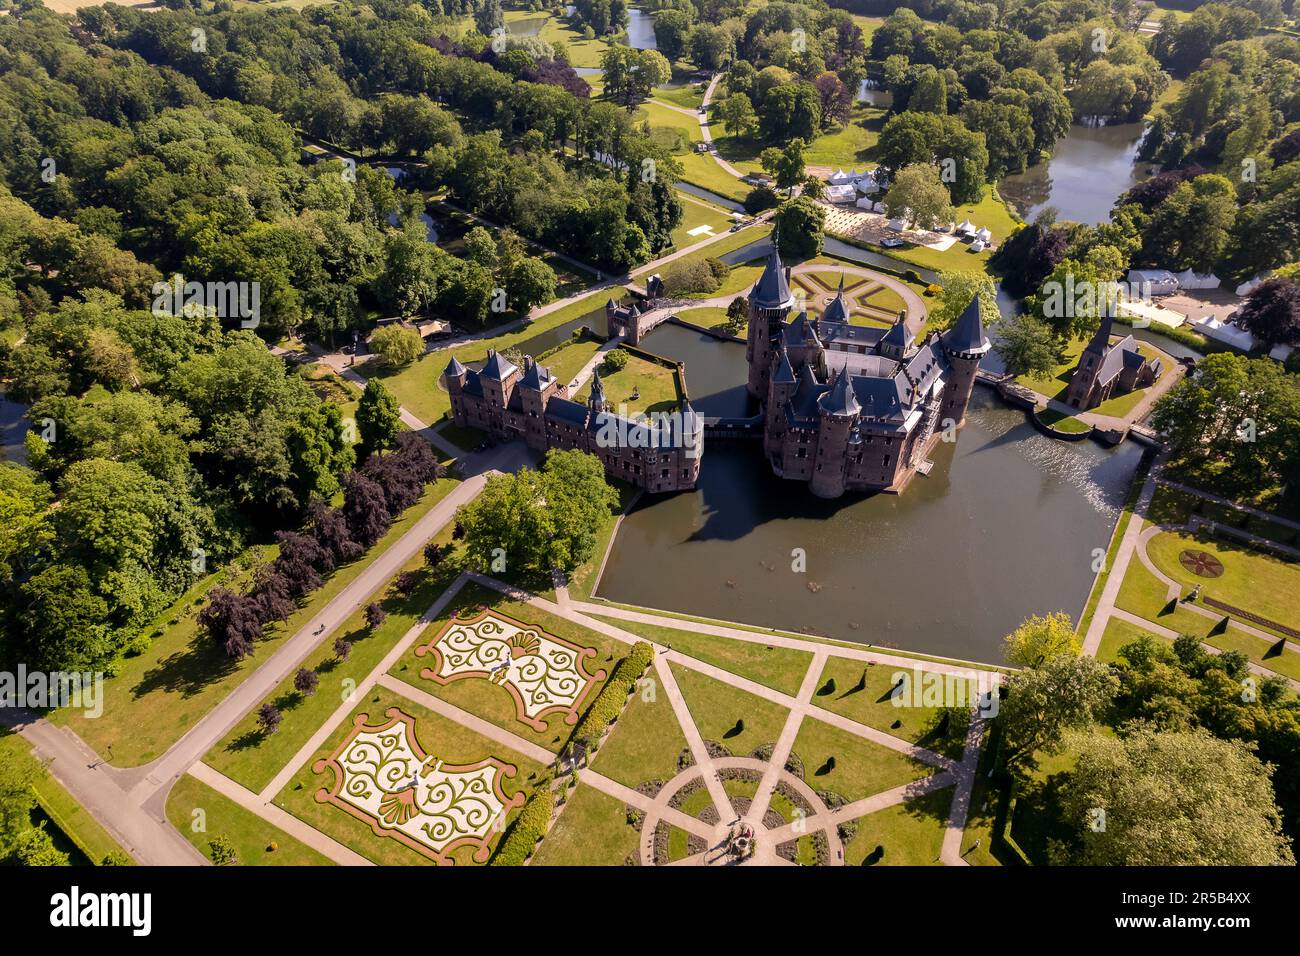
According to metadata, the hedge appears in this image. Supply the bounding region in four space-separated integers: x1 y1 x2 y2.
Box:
489 787 556 866
568 641 654 747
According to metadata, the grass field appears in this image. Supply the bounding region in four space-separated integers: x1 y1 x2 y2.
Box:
51 479 458 767
670 663 790 756
588 687 688 789
537 334 604 387
574 349 683 416
790 717 935 802
590 614 812 696
166 774 333 866
811 657 969 762
530 783 639 865
842 787 952 865
670 192 736 249
359 287 624 426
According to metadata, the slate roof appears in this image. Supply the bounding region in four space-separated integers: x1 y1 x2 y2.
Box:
481 350 518 380
942 297 990 355
519 359 552 390
545 397 588 426
751 244 793 310
819 368 861 417
823 276 851 324
444 355 467 378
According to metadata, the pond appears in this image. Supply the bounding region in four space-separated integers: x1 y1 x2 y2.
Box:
639 322 755 418
625 8 658 50
999 121 1151 226
595 388 1142 663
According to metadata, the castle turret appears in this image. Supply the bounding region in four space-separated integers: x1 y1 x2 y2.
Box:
765 341 798 459
444 355 469 426
517 356 555 450
810 369 860 499
823 275 850 325
587 367 608 413
939 297 990 429
746 238 796 399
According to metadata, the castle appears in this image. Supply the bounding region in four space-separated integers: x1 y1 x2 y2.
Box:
1064 314 1161 411
745 245 989 498
444 349 703 494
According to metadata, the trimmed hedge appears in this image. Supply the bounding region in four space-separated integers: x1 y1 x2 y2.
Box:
490 787 556 866
569 641 655 748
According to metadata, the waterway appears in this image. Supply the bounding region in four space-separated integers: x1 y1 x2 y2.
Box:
999 121 1151 226
596 388 1142 663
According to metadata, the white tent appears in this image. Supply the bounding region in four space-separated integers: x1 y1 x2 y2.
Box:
1193 315 1256 351
1235 272 1272 296
1270 343 1294 363
887 218 907 232
825 184 857 204
975 227 992 242
969 239 986 252
873 201 886 213
855 196 875 209
828 168 853 185
1127 269 1179 296
956 220 976 235
1175 268 1221 290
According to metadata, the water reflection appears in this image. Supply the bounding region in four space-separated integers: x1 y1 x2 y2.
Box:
597 389 1141 662
999 122 1149 226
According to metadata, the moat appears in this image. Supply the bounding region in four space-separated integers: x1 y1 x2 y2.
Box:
595 389 1142 663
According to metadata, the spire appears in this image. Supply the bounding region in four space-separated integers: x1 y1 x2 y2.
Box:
823 274 851 325
1084 313 1115 355
588 367 607 411
750 235 794 310
941 296 991 357
444 355 467 379
773 343 796 385
819 367 861 417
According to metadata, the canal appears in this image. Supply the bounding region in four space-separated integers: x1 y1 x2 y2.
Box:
595 388 1142 663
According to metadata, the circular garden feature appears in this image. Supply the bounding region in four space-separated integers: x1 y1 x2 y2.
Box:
1178 549 1225 578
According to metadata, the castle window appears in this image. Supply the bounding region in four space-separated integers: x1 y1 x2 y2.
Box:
884 454 891 467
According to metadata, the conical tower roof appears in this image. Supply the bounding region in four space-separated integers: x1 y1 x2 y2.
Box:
750 237 794 310
819 368 861 417
823 275 850 324
942 296 990 356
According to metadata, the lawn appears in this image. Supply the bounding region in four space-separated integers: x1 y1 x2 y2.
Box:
273 685 547 866
1146 529 1300 634
670 192 736 249
1018 336 1167 418
536 334 604 388
0 732 128 865
574 350 683 417
165 774 333 866
811 657 969 762
589 683 689 789
51 479 459 767
669 663 790 757
673 306 731 332
801 102 889 168
1036 407 1092 434
386 582 630 754
589 614 813 696
204 543 465 793
1095 616 1170 663
529 783 639 865
842 787 952 865
359 287 625 426
655 82 708 112
790 717 936 803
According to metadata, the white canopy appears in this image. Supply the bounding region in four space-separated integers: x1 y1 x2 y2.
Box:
1235 272 1271 296
855 196 875 209
887 218 907 232
969 239 986 252
873 201 886 213
1193 315 1256 351
1175 268 1221 290
956 220 976 234
1127 269 1179 296
975 227 992 241
828 168 853 185
825 184 857 204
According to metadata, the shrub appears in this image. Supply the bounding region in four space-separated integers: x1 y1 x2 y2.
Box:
744 185 779 214
569 642 654 746
602 348 629 374
369 323 424 367
490 787 556 865
661 258 721 296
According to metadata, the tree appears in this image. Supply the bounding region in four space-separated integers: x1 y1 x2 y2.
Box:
602 47 670 108
931 270 999 331
723 295 748 335
1141 174 1237 274
759 139 806 196
1056 726 1294 866
474 0 505 37
883 165 955 230
356 380 401 459
365 601 387 629
199 587 264 659
0 752 38 861
995 313 1063 378
718 93 759 138
999 655 1119 770
602 348 629 373
652 9 692 63
207 834 238 866
759 82 821 142
774 198 825 261
13 826 69 866
342 472 391 549
294 667 319 697
369 324 424 368
333 636 352 661
257 703 282 735
505 257 557 313
1002 612 1080 667
1238 278 1300 348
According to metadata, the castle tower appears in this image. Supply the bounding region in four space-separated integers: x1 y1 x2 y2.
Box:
810 368 860 499
746 239 796 399
939 297 991 429
443 355 468 425
517 356 555 451
765 341 798 459
587 367 608 414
